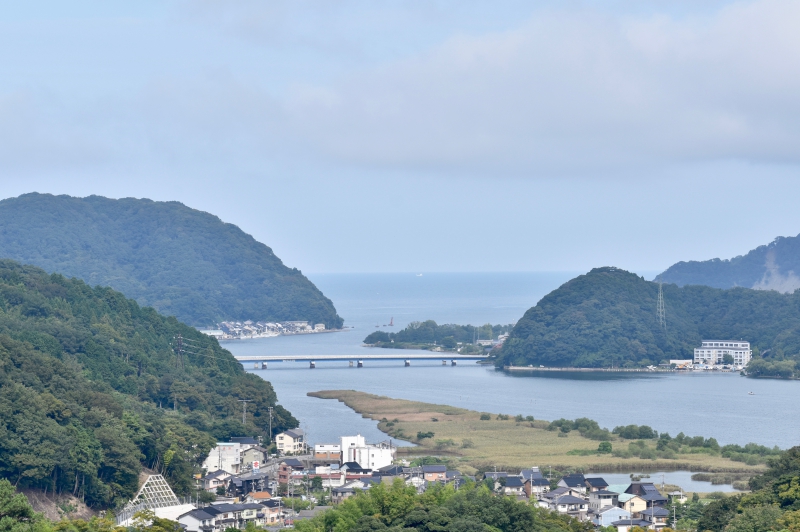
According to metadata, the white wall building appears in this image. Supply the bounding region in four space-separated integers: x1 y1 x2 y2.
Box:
694 340 752 367
201 443 242 475
341 435 395 471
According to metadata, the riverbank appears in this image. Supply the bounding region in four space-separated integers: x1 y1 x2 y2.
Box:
307 390 766 477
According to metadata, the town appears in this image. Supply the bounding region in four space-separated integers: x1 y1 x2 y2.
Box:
204 321 332 341
115 429 684 531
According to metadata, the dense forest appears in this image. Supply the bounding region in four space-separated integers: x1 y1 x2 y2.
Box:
364 321 512 351
0 260 296 509
658 233 800 293
0 193 343 328
496 267 800 369
294 479 592 532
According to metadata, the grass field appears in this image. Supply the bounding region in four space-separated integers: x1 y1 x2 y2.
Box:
308 390 765 477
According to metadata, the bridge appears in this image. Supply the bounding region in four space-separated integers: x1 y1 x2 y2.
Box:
234 353 490 368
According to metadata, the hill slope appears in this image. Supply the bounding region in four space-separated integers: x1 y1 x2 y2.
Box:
657 234 800 293
495 267 800 368
0 193 342 327
0 259 297 508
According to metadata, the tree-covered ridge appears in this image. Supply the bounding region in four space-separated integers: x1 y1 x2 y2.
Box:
0 193 342 328
0 260 297 508
294 479 592 532
496 267 800 368
658 233 800 293
364 321 512 351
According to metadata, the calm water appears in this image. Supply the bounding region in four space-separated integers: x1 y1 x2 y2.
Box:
224 272 798 487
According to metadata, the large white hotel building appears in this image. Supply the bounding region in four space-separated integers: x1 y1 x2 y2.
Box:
693 340 752 367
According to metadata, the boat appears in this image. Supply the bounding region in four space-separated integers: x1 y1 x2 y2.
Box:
748 391 755 395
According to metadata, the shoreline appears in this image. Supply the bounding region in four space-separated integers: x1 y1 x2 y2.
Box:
504 366 742 374
307 389 766 477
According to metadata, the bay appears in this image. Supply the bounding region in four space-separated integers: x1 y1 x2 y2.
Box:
224 272 798 465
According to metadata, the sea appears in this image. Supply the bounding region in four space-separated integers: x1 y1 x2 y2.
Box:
223 272 798 493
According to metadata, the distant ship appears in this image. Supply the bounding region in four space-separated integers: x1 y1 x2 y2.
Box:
383 317 394 327
416 273 423 277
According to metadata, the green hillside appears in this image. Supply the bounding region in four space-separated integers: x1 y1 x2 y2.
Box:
0 193 343 328
495 267 800 369
658 233 800 293
0 260 297 508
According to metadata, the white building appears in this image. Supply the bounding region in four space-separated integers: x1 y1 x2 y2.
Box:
201 443 242 475
694 340 752 367
276 429 307 454
341 434 395 471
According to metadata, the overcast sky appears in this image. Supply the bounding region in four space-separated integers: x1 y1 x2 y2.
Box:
2 0 800 274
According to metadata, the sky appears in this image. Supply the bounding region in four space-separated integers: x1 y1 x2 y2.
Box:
1 0 800 274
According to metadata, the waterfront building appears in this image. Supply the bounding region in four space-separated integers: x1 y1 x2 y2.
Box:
693 340 752 367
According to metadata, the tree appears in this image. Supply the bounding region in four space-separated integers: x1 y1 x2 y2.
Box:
0 479 50 532
598 442 612 453
722 354 734 365
311 476 323 491
724 505 782 532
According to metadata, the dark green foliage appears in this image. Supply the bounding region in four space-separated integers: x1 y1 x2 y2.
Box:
0 260 297 508
479 414 491 421
548 419 612 441
416 432 435 440
364 321 512 350
496 266 800 369
0 478 50 532
597 442 612 453
658 234 800 290
294 479 593 532
612 425 657 440
0 194 342 328
696 445 800 531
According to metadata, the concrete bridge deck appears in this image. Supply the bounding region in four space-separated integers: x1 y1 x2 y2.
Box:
235 353 488 361
235 353 489 367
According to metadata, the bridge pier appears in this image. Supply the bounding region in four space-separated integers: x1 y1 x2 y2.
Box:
261 362 268 369
309 361 316 369
357 360 363 368
254 363 259 369
349 360 354 367
442 360 447 365
404 360 410 367
451 360 457 366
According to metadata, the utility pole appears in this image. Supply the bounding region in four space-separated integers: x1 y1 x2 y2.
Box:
267 407 274 443
238 400 251 425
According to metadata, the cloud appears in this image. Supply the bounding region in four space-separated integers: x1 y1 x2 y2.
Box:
282 0 800 174
2 0 799 180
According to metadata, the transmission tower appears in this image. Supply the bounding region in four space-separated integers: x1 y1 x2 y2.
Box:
173 334 184 369
238 399 251 425
656 281 667 332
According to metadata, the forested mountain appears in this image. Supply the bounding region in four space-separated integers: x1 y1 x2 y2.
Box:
0 193 342 328
495 267 800 369
0 260 297 508
657 234 800 293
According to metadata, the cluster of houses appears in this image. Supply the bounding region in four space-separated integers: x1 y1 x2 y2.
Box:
202 321 327 340
152 431 681 531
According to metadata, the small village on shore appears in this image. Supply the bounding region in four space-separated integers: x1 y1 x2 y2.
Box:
202 321 333 341
117 429 693 532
